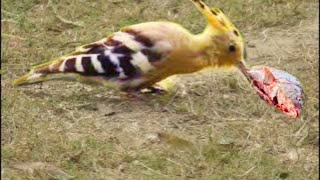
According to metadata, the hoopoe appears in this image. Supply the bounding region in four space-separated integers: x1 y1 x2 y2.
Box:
13 0 248 95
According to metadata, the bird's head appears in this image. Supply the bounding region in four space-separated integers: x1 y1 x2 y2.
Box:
190 0 248 73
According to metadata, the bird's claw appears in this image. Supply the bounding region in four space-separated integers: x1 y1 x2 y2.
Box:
140 86 168 95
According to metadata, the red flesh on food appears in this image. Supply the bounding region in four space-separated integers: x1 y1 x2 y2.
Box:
249 67 302 118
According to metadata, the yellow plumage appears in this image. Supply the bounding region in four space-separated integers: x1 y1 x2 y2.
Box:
13 0 247 95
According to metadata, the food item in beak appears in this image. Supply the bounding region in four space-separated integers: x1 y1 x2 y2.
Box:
248 66 304 118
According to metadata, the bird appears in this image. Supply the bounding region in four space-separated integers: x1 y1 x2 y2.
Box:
13 0 248 96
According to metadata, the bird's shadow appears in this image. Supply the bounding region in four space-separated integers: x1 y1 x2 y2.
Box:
19 84 178 113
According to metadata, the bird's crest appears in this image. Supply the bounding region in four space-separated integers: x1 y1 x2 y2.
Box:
190 0 241 37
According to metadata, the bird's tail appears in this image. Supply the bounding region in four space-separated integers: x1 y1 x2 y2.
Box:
12 57 75 86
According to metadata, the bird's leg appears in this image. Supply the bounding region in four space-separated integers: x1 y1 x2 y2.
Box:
139 76 179 95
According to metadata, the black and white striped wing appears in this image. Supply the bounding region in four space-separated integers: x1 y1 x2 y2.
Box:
57 29 167 81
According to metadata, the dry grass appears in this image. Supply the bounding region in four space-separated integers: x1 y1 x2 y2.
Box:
2 0 319 179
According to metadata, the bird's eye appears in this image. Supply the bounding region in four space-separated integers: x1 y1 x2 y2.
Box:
229 45 236 52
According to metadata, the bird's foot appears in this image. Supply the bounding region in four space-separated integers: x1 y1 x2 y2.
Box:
121 85 168 102
140 85 168 95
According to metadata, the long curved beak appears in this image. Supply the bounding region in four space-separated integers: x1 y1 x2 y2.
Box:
236 60 252 83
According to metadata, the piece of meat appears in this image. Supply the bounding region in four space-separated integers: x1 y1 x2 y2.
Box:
248 66 304 118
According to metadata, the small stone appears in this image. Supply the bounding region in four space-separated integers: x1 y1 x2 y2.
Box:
118 163 127 173
145 133 161 143
287 148 299 161
218 137 234 145
222 94 230 99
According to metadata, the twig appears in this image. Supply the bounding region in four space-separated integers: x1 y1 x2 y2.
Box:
1 33 26 40
207 117 252 122
187 96 195 115
271 38 292 55
241 115 265 149
1 19 18 24
54 14 83 27
272 52 282 64
294 117 309 137
166 158 193 170
47 0 83 27
262 29 269 42
1 9 19 18
229 108 247 117
237 165 256 177
134 160 169 177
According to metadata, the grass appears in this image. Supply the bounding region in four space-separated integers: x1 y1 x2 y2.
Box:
2 0 319 179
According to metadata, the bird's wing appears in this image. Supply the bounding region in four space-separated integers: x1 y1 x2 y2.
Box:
59 27 173 81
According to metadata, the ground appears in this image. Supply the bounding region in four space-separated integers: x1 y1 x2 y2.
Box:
1 0 319 179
